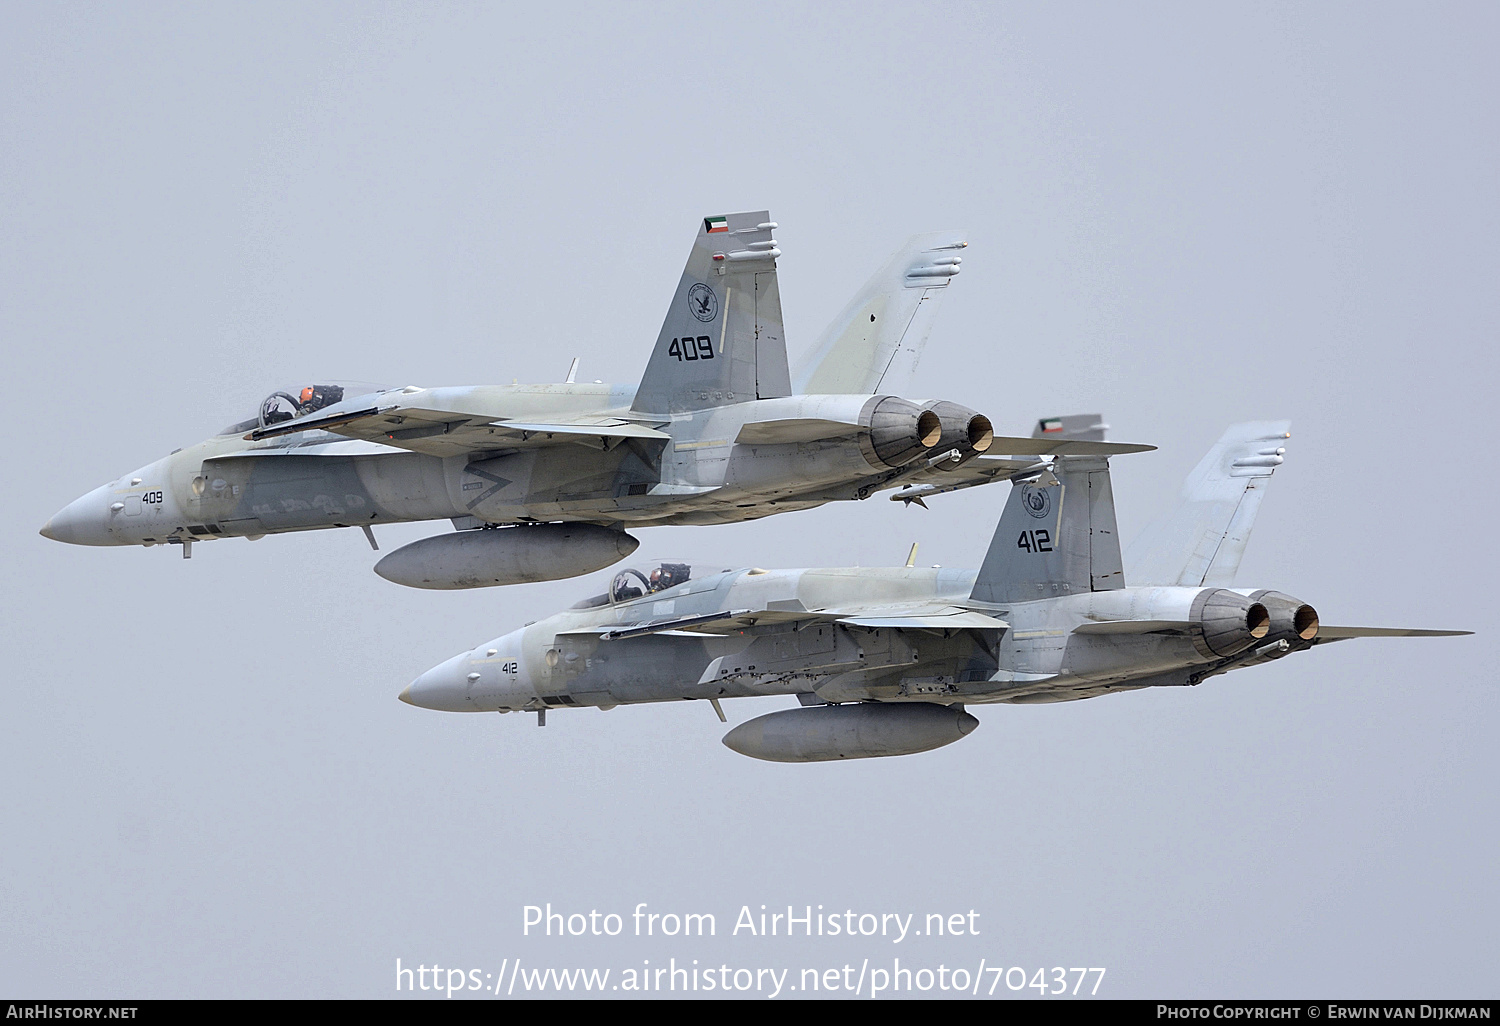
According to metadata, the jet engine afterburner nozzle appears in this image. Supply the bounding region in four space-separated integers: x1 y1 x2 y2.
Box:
919 410 943 448
967 414 994 453
863 397 944 468
921 401 992 456
1190 589 1272 658
1295 604 1320 640
1247 590 1321 644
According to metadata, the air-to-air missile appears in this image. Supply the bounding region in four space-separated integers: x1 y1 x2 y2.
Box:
400 417 1468 761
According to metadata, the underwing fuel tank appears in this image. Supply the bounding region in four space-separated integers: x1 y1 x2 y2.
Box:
374 523 639 590
721 702 979 763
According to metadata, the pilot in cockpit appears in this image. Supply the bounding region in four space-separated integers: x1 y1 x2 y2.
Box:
258 384 347 428
297 384 344 414
648 562 690 593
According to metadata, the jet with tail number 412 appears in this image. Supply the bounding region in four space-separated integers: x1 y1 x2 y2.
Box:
400 417 1469 761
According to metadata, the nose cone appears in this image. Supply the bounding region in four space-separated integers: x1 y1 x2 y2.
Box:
40 485 120 546
401 653 471 711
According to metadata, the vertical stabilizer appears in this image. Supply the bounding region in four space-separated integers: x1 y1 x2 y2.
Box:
791 231 967 395
1125 421 1291 587
632 212 792 415
970 455 1125 605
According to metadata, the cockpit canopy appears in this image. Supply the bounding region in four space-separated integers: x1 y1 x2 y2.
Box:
571 561 694 609
219 381 392 436
260 384 345 426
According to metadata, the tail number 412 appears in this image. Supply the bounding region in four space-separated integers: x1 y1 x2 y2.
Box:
1017 529 1052 553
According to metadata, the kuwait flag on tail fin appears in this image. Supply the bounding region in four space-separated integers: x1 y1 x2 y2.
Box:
704 215 728 234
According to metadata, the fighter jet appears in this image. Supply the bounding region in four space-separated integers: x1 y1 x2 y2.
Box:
400 418 1469 761
39 212 1138 589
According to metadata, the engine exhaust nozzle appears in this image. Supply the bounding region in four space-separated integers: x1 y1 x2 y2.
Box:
862 397 944 468
1190 589 1271 658
967 414 994 453
1248 590 1321 644
921 401 991 456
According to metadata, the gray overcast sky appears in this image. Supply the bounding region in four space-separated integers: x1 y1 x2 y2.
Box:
3 1 1496 999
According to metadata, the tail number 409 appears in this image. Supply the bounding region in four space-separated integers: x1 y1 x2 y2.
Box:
668 336 715 361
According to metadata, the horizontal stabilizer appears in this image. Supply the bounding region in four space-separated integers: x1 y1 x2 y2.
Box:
988 436 1155 457
888 456 1044 505
884 410 1129 504
1314 626 1472 640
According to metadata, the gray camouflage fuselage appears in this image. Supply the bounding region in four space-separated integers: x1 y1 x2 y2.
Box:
401 420 1467 762
404 566 1300 715
40 386 989 547
41 213 1012 569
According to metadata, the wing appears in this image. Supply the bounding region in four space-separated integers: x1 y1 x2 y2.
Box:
205 438 411 460
887 437 1153 507
246 388 669 458
566 604 1010 641
888 455 1043 505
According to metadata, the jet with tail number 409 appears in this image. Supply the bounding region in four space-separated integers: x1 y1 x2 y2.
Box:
39 212 1146 589
400 418 1469 761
